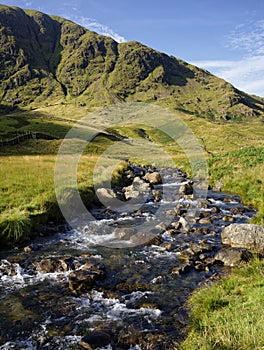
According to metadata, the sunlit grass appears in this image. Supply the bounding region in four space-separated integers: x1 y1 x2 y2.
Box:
0 153 98 242
0 155 55 212
208 147 264 224
180 259 264 350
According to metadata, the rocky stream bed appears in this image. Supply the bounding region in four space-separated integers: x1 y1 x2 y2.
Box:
0 165 257 349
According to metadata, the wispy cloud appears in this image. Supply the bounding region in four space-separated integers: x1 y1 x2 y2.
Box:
21 2 126 43
226 20 264 55
192 19 264 97
73 16 126 43
192 56 264 97
21 0 33 6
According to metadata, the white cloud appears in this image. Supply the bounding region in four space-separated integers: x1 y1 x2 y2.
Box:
192 56 264 97
192 19 264 97
73 16 126 43
227 20 264 55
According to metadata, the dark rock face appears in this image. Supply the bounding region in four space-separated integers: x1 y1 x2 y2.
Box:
221 224 264 255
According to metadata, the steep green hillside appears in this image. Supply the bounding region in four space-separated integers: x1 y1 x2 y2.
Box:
0 4 263 120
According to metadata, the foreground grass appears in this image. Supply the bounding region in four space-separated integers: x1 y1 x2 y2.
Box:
0 154 55 213
181 259 264 350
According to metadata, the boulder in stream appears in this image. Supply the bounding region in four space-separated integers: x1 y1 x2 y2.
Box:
33 258 68 273
130 232 163 246
214 248 252 266
143 171 162 185
123 176 150 200
179 217 190 232
96 188 117 206
69 264 106 295
179 182 193 195
0 260 20 276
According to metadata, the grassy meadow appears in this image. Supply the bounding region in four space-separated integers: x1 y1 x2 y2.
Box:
0 105 263 241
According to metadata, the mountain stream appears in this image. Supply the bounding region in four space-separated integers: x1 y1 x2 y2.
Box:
0 166 255 349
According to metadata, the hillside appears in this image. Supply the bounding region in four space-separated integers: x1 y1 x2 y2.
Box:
0 4 264 120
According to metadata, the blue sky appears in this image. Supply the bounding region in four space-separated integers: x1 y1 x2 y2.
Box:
1 0 264 96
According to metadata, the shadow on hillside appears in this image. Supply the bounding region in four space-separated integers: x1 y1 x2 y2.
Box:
0 106 73 139
165 55 195 86
0 107 123 156
236 90 264 115
0 106 74 155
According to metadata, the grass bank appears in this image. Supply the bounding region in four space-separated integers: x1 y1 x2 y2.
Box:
0 136 130 245
178 146 264 349
180 259 264 350
208 147 264 225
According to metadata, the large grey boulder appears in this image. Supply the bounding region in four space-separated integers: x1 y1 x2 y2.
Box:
221 224 264 254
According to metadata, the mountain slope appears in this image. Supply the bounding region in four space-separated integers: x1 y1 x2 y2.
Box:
0 4 263 120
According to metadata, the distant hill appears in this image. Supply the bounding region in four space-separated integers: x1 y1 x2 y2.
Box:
0 4 263 120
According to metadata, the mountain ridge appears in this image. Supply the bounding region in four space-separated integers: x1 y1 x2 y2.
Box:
0 4 263 120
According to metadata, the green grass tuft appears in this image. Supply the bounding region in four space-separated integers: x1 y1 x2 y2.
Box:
0 208 31 243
